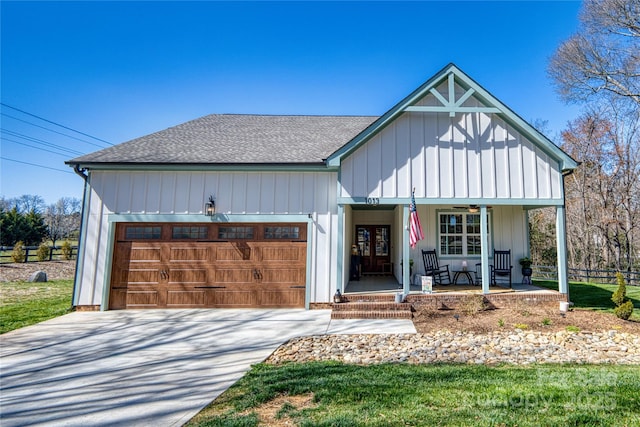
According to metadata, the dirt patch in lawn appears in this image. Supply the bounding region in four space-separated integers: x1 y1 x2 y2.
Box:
249 393 317 426
413 301 640 334
0 261 76 282
191 393 317 426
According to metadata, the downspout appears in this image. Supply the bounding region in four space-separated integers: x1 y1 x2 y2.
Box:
72 165 89 309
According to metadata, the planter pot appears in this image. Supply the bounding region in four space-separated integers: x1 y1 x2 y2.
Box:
521 267 532 277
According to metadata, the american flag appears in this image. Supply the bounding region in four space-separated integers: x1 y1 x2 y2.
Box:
409 190 424 248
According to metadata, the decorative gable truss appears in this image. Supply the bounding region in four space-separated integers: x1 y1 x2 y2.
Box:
404 72 500 117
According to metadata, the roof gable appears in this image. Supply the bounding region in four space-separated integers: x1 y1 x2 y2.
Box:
326 63 578 171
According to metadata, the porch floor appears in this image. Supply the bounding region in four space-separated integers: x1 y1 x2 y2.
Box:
345 275 559 295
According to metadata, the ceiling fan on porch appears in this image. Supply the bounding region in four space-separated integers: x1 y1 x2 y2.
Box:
452 204 492 213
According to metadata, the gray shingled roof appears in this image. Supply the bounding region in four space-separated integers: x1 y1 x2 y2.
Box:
67 114 378 166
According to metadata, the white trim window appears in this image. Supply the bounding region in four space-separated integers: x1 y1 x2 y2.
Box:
439 212 490 256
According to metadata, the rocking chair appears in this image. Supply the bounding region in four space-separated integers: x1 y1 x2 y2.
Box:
490 249 513 288
421 249 451 285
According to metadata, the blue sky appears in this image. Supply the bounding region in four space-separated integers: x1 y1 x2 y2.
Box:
1 1 583 205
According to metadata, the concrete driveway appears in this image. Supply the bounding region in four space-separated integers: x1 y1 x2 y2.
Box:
0 309 333 426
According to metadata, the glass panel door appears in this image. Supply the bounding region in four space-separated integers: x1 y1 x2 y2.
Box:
356 225 391 274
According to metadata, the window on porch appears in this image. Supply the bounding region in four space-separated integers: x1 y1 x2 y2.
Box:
439 213 491 256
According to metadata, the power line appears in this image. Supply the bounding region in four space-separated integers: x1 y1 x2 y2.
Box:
0 156 74 174
1 129 83 155
1 113 109 149
0 103 114 146
2 137 75 158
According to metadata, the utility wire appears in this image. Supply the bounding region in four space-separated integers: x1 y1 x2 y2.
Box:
0 103 114 146
1 113 109 149
0 156 74 174
2 137 75 157
1 129 83 155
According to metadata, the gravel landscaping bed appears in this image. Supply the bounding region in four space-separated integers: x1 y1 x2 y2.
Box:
267 330 640 365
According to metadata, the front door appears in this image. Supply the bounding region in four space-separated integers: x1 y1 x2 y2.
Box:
355 225 391 274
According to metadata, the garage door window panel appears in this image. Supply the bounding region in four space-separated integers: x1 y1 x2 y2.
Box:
218 226 254 239
125 226 162 240
172 226 208 239
264 226 300 239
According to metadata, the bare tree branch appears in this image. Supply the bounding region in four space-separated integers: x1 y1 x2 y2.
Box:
549 0 640 106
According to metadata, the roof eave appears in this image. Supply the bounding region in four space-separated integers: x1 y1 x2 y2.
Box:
65 161 331 172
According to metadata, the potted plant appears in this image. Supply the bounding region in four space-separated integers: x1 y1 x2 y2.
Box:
401 259 415 275
519 257 532 277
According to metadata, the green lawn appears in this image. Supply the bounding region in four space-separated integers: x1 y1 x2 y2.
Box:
186 362 640 427
0 279 74 334
535 280 640 320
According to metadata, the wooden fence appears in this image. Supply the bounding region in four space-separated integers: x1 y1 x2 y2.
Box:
532 265 640 286
0 245 78 263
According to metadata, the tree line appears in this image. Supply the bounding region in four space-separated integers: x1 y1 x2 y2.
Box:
0 194 81 247
530 0 639 272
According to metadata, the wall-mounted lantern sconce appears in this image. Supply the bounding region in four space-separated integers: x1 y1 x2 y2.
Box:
205 195 216 216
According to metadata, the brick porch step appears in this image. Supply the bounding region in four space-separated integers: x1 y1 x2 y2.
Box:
331 301 413 319
331 310 413 320
340 294 397 303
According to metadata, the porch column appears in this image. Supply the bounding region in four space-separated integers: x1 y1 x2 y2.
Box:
480 205 490 294
403 204 410 296
556 205 569 296
336 204 345 294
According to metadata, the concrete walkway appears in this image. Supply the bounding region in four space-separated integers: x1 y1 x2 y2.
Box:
0 310 415 426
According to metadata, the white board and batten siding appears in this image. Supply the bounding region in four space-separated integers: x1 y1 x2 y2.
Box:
340 84 563 202
75 170 340 307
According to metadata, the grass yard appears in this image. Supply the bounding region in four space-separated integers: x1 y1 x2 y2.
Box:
0 279 74 334
186 362 640 427
535 280 640 321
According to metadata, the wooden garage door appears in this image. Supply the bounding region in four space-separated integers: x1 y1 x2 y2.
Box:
108 223 306 309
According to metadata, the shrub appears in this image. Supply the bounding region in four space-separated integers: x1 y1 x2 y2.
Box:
612 272 634 320
614 301 634 321
611 272 627 307
566 325 580 333
514 323 529 330
11 241 26 263
61 240 73 260
36 243 50 261
459 294 486 315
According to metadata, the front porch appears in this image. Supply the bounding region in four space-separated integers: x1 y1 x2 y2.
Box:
340 203 571 300
343 275 556 295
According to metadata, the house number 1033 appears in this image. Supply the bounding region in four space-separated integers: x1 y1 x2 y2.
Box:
366 197 380 205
